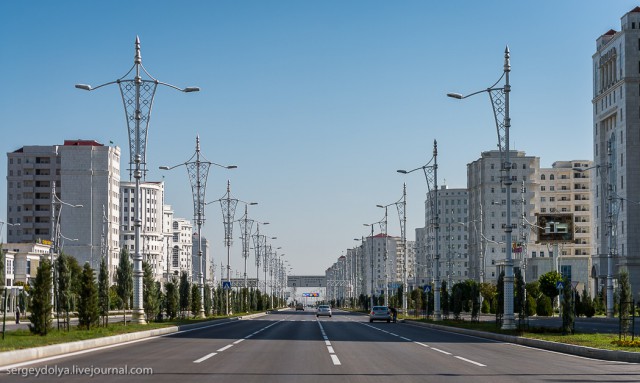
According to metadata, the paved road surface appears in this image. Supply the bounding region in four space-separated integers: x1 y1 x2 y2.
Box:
1 309 638 382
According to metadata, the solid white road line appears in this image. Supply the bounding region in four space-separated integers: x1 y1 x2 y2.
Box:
430 347 452 355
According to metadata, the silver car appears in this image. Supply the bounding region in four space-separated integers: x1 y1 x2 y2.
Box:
369 306 391 322
316 305 332 318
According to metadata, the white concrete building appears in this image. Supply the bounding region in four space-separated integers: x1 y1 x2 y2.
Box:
526 160 594 293
436 186 469 286
592 7 640 297
6 140 121 276
170 217 193 280
120 181 165 282
467 150 539 283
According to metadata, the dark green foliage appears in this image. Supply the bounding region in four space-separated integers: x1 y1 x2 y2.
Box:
55 252 72 329
514 269 526 319
98 257 110 327
66 256 83 310
142 261 159 322
191 284 202 317
108 285 121 311
165 280 179 320
561 280 574 335
204 285 212 316
618 270 633 336
78 263 99 330
28 259 53 335
581 288 595 318
496 272 504 316
179 271 190 318
441 281 449 318
538 271 562 300
116 248 133 324
536 295 553 316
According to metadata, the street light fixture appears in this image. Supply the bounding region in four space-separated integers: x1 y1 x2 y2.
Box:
77 36 199 324
447 46 515 330
160 136 236 318
251 222 270 295
206 182 255 315
398 140 441 320
364 218 385 310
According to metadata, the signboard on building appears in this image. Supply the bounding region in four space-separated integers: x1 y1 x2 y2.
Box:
535 213 574 243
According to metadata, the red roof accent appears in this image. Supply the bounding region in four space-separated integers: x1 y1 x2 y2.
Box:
631 6 640 12
64 140 103 146
604 29 617 36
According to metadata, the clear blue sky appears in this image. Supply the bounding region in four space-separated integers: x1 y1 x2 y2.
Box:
0 1 635 277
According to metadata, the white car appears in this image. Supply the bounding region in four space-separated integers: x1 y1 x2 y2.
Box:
316 305 332 317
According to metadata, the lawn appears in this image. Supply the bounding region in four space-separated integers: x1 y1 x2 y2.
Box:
414 318 640 353
0 316 237 352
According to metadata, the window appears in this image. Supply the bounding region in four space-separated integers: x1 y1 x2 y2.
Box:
541 174 546 180
550 174 555 180
560 265 572 282
172 247 179 268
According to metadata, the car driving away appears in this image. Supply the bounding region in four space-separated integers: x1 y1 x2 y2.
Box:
316 304 332 318
369 306 391 322
295 303 304 311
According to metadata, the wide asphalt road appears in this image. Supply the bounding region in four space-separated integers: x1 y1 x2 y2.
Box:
1 309 638 382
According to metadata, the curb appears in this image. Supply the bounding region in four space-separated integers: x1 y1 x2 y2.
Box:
405 320 640 363
0 326 179 368
0 314 270 369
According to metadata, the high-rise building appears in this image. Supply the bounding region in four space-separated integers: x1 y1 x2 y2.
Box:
526 161 594 293
593 7 640 296
120 181 165 282
436 186 469 286
466 150 539 283
192 233 211 284
6 140 121 275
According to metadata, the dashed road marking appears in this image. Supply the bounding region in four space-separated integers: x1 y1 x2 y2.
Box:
193 353 217 363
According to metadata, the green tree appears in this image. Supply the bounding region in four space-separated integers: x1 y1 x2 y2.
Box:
441 281 449 318
78 263 99 330
480 282 497 314
116 248 133 325
204 285 212 316
67 255 83 311
191 284 202 318
514 269 525 320
55 252 72 330
496 272 504 317
28 259 53 335
98 257 110 327
581 288 595 318
165 280 179 320
538 271 562 303
142 261 159 322
618 270 633 336
536 295 553 316
179 271 191 318
561 279 575 335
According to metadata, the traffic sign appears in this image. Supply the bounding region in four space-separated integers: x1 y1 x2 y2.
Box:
223 281 232 290
556 281 564 290
424 285 432 293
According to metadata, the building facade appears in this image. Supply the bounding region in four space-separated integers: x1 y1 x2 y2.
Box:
466 150 539 283
592 7 640 297
6 140 121 275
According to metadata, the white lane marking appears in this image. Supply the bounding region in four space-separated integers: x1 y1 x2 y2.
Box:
317 319 341 366
400 337 412 341
327 346 335 354
233 339 245 344
331 355 341 365
217 344 233 352
193 353 217 363
325 340 331 346
430 347 452 355
455 356 486 367
415 342 430 348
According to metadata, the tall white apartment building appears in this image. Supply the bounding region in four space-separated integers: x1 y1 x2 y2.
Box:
526 161 594 292
413 227 428 287
120 181 165 282
170 217 193 280
192 234 212 285
467 150 539 283
361 233 401 298
433 186 469 286
593 7 640 296
6 140 121 275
